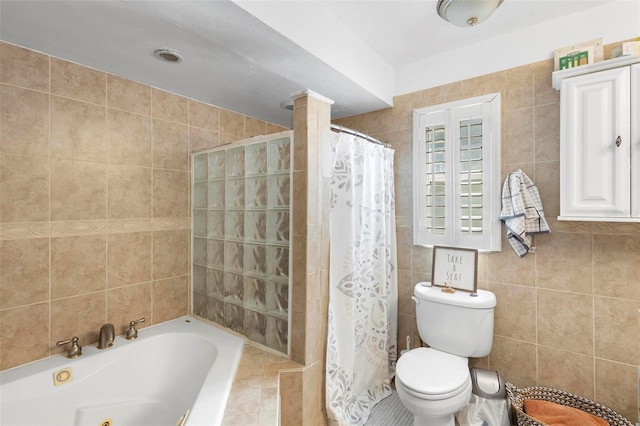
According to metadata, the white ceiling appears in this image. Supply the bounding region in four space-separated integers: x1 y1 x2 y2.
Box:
0 0 637 128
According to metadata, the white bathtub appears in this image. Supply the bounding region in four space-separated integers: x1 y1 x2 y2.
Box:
0 316 244 426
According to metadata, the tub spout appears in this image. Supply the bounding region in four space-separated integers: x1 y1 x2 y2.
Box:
97 323 115 349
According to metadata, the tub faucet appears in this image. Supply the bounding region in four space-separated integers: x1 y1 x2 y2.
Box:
97 323 115 349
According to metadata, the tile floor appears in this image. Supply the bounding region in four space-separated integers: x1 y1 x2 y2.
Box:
222 343 302 426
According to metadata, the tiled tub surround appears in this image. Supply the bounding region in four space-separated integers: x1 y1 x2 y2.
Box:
193 133 292 353
333 39 640 421
0 41 287 371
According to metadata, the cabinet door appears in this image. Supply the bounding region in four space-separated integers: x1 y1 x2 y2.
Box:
632 64 640 217
560 66 631 218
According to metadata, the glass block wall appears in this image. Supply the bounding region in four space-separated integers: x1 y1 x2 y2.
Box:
192 132 292 354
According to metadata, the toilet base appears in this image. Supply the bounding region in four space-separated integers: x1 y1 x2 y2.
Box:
413 414 454 426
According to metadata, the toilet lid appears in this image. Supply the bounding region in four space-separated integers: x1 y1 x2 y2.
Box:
396 348 470 397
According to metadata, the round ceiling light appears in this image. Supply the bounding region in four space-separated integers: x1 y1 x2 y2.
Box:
153 49 183 63
437 0 504 27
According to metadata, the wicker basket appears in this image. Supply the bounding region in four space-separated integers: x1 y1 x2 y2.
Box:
505 382 634 426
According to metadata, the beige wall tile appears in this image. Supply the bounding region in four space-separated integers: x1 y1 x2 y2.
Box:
267 122 288 134
220 109 245 138
51 96 106 162
0 84 49 156
533 161 560 219
51 292 106 349
107 74 151 116
152 89 188 124
538 346 594 398
537 289 593 355
490 282 536 342
594 296 640 365
489 336 537 388
487 242 536 286
51 158 106 221
594 234 640 301
534 103 560 163
502 107 534 166
504 66 533 111
0 238 49 309
51 235 106 299
531 59 559 107
595 359 637 422
107 232 152 288
152 275 189 323
536 232 592 293
0 42 49 91
189 127 219 152
107 108 152 166
245 117 267 138
152 229 189 280
0 153 49 222
189 99 219 131
0 303 49 370
107 282 152 335
107 164 151 219
51 58 106 105
153 169 188 218
153 119 188 170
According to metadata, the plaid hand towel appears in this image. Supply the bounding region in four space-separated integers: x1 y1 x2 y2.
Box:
499 169 550 257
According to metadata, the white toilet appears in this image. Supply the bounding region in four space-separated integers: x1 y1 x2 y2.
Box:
395 282 496 426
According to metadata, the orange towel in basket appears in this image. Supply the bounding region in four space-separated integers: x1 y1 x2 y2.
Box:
523 399 609 426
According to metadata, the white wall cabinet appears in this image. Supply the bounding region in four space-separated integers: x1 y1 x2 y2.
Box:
555 56 640 221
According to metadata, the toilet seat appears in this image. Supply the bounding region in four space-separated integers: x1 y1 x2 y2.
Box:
396 347 470 401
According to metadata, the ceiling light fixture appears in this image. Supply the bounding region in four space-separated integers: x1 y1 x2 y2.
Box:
153 49 183 63
437 0 504 27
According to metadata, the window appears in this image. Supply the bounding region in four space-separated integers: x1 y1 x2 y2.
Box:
413 93 501 252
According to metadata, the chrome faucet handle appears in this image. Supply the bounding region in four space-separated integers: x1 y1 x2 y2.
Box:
56 336 82 359
125 317 146 340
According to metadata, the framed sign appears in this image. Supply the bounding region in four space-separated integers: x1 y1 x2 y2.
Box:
431 246 478 293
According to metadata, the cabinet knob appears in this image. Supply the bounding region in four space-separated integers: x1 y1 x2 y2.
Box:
615 136 622 147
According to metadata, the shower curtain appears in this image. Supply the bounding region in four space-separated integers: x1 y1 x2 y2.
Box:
325 131 398 426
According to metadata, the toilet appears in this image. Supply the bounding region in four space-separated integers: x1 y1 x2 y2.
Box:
395 282 496 426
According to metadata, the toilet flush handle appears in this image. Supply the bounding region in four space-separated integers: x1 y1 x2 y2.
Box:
411 296 420 305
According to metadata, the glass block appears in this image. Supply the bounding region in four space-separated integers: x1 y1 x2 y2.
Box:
244 244 267 277
267 210 289 245
245 142 267 176
193 237 207 266
208 150 225 179
245 211 266 243
224 303 244 334
244 277 267 312
206 239 224 269
268 137 291 173
193 265 207 295
266 316 288 353
224 272 244 304
207 210 225 239
245 177 267 209
193 182 207 208
267 174 290 208
225 178 245 208
267 281 288 316
206 268 224 298
203 296 225 326
193 210 207 237
194 153 208 181
207 180 225 209
225 211 244 240
226 147 245 178
243 310 266 344
267 246 289 282
224 241 244 273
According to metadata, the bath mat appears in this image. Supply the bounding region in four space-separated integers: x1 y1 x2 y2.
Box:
364 391 412 426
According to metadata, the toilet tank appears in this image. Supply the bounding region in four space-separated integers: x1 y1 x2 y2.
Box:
414 282 496 358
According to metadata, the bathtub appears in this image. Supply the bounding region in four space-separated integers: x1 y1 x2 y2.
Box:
0 316 244 426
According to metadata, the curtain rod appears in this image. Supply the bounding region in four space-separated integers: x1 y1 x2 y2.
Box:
330 124 390 148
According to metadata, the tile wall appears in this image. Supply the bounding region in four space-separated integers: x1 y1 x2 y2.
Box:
334 40 640 421
0 41 286 371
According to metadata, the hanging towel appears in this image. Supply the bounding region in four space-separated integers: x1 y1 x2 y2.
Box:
499 169 550 257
